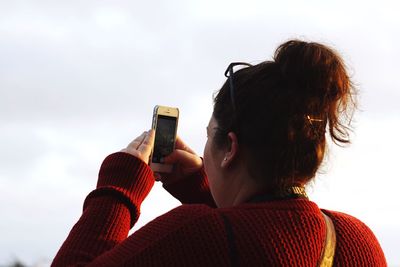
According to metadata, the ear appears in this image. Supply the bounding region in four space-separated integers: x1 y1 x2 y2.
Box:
221 132 239 168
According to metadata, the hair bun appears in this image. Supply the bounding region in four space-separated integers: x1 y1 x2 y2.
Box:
273 40 356 144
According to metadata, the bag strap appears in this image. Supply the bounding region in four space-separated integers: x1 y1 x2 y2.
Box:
220 213 239 267
318 212 337 267
221 209 336 267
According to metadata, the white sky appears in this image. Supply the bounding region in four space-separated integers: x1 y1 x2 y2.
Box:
1 0 399 266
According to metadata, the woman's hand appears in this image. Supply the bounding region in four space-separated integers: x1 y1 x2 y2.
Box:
156 137 203 185
121 130 155 164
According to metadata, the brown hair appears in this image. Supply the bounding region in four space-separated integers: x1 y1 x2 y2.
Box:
213 40 356 192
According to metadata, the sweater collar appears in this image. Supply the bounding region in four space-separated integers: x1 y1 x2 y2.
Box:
247 186 309 203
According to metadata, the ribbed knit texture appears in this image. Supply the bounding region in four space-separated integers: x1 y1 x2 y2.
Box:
52 153 387 267
163 167 216 207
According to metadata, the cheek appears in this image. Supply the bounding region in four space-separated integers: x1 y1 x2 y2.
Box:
203 138 221 204
203 139 215 181
203 139 211 174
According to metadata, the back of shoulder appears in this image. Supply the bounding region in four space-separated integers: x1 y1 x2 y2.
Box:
124 204 229 266
322 210 387 266
159 203 218 226
323 210 372 232
139 204 218 236
323 209 377 240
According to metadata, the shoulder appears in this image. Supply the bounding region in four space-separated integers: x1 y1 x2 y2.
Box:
322 209 373 231
321 209 387 265
140 204 221 236
158 203 218 222
131 204 222 245
321 209 380 244
114 204 229 266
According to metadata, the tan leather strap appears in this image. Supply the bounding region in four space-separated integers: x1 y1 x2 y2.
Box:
318 212 336 267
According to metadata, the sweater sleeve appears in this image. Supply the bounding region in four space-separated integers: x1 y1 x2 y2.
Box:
162 167 216 207
52 152 155 266
86 205 229 266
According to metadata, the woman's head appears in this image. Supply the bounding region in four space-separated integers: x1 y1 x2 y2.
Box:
211 39 356 193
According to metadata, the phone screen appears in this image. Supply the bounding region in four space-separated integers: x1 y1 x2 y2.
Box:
152 115 177 163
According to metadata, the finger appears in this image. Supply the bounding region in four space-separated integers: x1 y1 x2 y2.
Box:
137 130 155 155
128 131 147 149
163 149 202 167
147 129 155 146
174 136 196 154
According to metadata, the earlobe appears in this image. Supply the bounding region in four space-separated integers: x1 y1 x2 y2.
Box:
220 132 239 168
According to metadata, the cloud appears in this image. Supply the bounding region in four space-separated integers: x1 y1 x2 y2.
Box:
1 0 399 265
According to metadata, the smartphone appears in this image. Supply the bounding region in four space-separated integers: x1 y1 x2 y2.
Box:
150 105 179 173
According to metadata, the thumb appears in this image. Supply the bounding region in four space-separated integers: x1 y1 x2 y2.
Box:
163 149 202 168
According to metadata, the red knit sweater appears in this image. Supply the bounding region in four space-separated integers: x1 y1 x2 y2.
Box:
52 152 386 266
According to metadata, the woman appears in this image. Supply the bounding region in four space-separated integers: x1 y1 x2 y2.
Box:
52 40 386 266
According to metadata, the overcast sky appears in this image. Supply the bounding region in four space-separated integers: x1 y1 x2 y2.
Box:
1 0 399 266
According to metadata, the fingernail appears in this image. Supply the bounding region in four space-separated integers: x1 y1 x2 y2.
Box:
154 173 162 181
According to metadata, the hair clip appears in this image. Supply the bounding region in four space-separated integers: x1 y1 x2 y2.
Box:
306 115 324 125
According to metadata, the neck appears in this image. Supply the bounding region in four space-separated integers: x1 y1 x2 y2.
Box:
216 166 308 207
217 168 267 208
